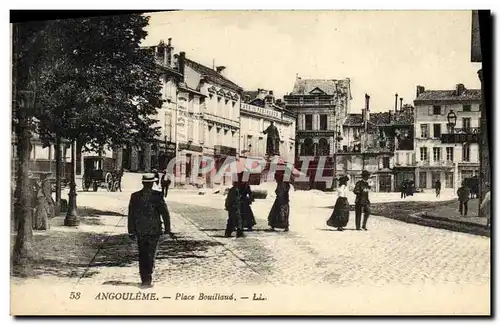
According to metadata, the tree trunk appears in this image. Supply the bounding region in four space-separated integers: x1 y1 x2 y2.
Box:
12 22 34 267
55 135 61 213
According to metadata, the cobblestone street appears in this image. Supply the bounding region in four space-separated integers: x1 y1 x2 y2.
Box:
67 188 491 289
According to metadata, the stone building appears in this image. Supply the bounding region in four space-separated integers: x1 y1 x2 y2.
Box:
283 77 351 190
116 39 184 174
183 57 243 187
413 83 481 191
339 95 395 192
240 89 296 163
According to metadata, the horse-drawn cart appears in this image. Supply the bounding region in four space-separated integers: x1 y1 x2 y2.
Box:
82 156 119 192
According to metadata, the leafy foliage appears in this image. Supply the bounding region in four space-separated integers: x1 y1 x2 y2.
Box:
33 14 164 152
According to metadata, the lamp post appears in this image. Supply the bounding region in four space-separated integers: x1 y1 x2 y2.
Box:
64 117 79 226
446 110 459 191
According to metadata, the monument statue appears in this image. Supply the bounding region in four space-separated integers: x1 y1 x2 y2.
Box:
262 121 280 156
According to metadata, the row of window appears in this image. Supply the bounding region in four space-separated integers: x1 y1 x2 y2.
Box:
419 118 472 138
419 146 470 162
430 104 473 115
301 114 329 130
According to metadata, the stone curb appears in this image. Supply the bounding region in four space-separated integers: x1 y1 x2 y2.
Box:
382 212 491 237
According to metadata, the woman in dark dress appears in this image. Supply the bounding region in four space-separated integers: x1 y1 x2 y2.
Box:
268 172 291 232
326 176 350 231
240 182 257 231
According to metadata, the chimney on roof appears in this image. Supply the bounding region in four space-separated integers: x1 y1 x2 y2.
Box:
394 93 398 112
216 66 226 77
364 94 370 122
244 95 250 102
416 85 425 98
389 110 393 123
178 51 186 80
165 38 174 67
456 83 465 96
265 90 275 105
400 98 403 110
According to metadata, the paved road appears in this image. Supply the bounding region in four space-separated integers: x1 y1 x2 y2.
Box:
72 190 490 288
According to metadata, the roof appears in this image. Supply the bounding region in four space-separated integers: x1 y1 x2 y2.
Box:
185 58 243 93
290 78 350 96
242 90 258 102
369 112 391 125
392 108 414 125
344 114 363 125
343 112 391 126
415 89 481 102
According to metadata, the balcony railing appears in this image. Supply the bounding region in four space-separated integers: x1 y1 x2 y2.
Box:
418 160 454 167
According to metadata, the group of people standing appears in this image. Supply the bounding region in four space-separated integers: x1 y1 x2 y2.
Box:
224 171 293 237
326 170 372 231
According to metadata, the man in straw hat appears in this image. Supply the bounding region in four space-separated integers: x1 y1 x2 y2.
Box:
128 173 171 288
353 170 372 231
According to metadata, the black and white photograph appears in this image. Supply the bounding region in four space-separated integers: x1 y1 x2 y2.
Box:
9 9 492 316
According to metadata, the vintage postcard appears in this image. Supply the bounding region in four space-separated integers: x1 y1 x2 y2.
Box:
10 10 491 316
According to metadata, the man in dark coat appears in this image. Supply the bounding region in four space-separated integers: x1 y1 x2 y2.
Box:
161 170 172 198
400 180 407 199
457 181 471 216
224 179 244 238
435 179 442 198
128 173 171 288
353 170 371 231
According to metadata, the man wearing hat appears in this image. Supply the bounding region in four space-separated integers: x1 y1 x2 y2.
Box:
128 173 171 287
353 170 372 231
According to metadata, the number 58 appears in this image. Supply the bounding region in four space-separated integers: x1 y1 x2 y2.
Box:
70 292 81 300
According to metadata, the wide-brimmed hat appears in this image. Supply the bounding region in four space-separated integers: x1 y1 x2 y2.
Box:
142 173 156 183
361 170 370 178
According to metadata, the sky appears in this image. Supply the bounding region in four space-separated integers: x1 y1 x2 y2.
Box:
142 10 482 113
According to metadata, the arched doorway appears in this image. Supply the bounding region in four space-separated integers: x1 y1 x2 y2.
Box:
302 138 314 156
318 138 330 156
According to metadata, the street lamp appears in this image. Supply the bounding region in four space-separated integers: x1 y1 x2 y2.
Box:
447 110 457 134
64 118 79 226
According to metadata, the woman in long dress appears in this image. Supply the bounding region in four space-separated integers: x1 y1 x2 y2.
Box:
326 176 350 231
268 173 291 232
240 182 257 231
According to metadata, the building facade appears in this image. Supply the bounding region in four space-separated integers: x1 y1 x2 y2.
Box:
240 89 296 163
339 95 395 192
413 84 481 191
117 39 184 174
391 99 416 190
284 77 351 190
183 57 243 187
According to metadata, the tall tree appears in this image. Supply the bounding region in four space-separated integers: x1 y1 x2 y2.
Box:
12 20 55 267
35 14 163 153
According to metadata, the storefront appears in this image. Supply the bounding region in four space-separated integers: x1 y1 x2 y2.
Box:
214 145 237 186
177 142 204 187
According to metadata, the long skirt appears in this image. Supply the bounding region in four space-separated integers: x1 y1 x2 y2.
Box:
241 203 257 229
268 199 290 229
326 197 350 228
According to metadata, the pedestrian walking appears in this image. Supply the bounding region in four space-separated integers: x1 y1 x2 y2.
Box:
127 173 171 288
435 179 442 198
457 181 471 216
161 170 172 198
353 170 371 231
239 178 256 231
400 180 407 199
152 169 162 192
326 176 350 231
224 177 244 238
117 168 124 192
268 172 291 232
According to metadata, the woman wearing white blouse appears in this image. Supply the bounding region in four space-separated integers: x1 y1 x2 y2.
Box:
326 176 351 231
